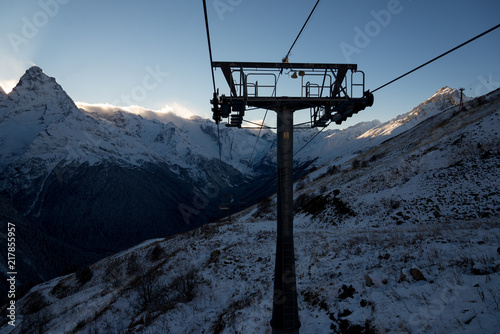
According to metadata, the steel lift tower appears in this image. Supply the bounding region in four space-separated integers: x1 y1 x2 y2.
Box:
211 61 373 334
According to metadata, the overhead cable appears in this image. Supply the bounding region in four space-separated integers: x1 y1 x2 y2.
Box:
293 24 500 160
202 0 223 167
284 0 321 61
293 122 330 157
202 0 217 92
246 0 322 171
372 24 500 93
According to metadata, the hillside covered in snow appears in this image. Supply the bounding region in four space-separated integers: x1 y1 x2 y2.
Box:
2 83 498 333
0 67 470 290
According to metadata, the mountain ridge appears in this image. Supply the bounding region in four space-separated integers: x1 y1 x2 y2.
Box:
0 66 469 291
359 85 464 140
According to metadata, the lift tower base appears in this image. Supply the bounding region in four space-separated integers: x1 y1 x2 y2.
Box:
271 106 300 333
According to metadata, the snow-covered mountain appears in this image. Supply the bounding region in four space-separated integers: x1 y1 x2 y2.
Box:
3 87 498 334
359 86 469 139
0 67 278 287
295 86 469 168
0 67 470 292
0 86 6 100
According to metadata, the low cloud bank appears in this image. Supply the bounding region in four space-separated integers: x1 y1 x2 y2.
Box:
76 101 203 126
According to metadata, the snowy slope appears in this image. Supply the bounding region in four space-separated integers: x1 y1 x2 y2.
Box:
4 89 498 333
359 86 466 139
298 88 499 228
0 86 6 100
293 120 382 167
1 66 484 314
291 87 468 168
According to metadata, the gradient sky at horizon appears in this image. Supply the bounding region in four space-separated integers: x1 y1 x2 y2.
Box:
1 0 499 129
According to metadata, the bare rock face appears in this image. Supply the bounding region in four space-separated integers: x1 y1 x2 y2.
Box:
364 274 374 287
399 268 427 282
410 268 426 281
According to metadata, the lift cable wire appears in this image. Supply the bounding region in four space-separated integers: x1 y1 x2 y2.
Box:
243 0 322 175
243 119 276 129
293 120 313 127
284 0 321 61
293 23 500 159
202 0 216 92
202 0 223 170
242 109 269 177
293 121 330 157
372 23 500 93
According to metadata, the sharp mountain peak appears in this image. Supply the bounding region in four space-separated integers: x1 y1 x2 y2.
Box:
9 66 67 98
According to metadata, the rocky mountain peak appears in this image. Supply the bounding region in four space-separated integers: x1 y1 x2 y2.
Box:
6 66 79 120
427 86 461 103
434 85 455 95
9 66 67 99
403 86 463 120
0 86 6 103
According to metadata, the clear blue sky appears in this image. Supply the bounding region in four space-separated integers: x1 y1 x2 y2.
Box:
1 0 499 129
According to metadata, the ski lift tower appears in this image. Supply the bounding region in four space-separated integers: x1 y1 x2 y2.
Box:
211 61 373 334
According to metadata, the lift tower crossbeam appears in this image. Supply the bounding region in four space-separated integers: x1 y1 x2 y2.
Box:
211 61 373 334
